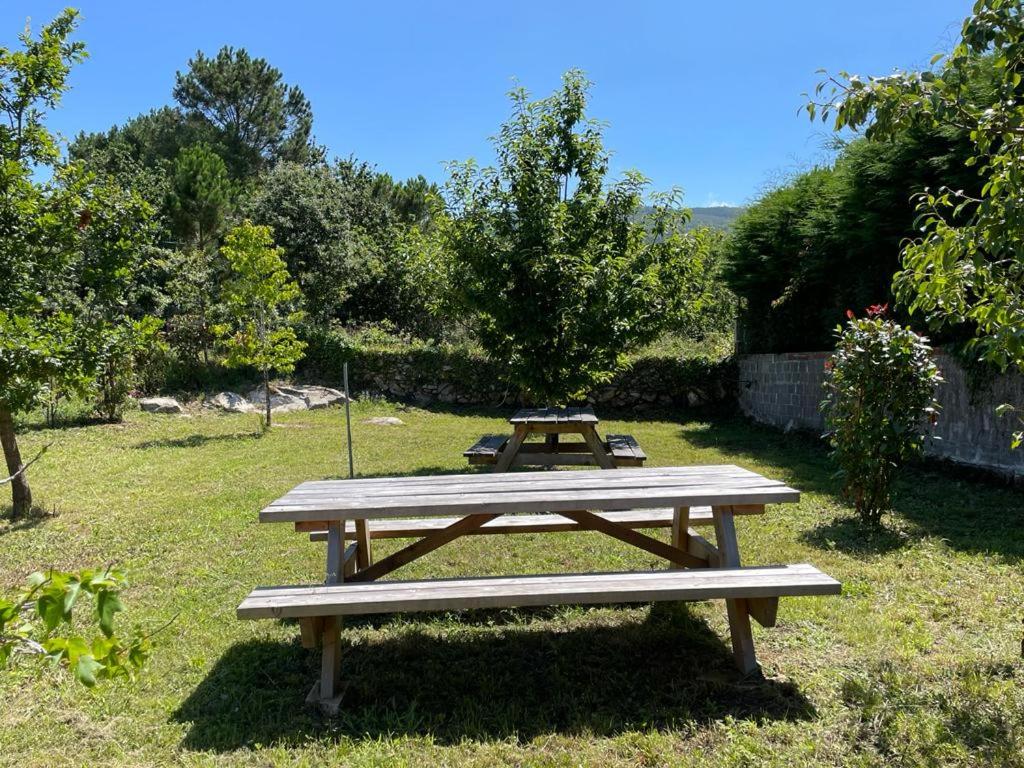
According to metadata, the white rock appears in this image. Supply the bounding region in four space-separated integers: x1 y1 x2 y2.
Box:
207 391 255 413
247 386 307 413
278 384 347 410
139 396 184 414
363 416 405 426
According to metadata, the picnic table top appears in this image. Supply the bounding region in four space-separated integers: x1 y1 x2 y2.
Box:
509 406 598 425
260 465 800 523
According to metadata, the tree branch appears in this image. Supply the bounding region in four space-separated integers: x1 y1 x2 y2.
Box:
0 443 52 486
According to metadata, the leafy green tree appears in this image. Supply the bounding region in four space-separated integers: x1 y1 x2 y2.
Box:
723 127 977 353
808 0 1023 443
0 10 155 517
163 144 234 364
443 70 709 403
822 308 942 526
215 221 306 428
173 46 322 176
0 567 152 686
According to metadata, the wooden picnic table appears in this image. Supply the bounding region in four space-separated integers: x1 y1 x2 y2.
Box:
240 465 841 711
464 406 646 470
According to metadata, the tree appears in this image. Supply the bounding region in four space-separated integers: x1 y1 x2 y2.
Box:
215 221 306 428
0 10 155 517
163 144 234 365
807 0 1024 443
443 70 708 403
173 46 322 176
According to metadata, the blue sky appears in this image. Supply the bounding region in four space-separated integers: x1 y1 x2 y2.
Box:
6 1 972 207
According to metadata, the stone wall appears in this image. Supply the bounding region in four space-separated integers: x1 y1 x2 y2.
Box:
738 351 1024 479
299 334 734 412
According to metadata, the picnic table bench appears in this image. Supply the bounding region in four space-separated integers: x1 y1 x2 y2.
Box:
464 406 646 470
238 466 841 712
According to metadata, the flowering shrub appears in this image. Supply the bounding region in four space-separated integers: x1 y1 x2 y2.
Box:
822 308 942 525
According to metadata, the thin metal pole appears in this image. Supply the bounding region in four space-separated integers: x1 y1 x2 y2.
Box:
343 362 355 479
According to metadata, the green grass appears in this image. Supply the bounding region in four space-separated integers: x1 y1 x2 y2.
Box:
0 401 1022 767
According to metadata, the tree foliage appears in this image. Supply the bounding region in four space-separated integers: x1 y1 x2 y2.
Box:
0 567 151 686
722 127 977 353
444 71 709 403
173 46 322 175
808 0 1023 445
0 10 155 516
215 221 305 427
822 309 942 526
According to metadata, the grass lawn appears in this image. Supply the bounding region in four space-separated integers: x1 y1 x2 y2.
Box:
0 401 1022 767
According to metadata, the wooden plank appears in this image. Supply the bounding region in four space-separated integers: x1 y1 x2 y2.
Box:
686 529 721 566
305 507 716 540
559 510 706 568
713 505 758 673
319 616 341 700
747 597 779 628
671 507 690 568
583 423 616 469
463 434 508 457
294 465 763 490
325 521 344 584
237 564 842 618
354 519 371 570
345 513 503 583
342 543 357 578
494 424 528 472
607 434 647 461
281 473 781 501
263 485 797 523
298 616 323 649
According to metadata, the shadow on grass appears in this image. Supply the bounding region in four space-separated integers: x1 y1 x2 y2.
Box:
133 432 260 450
0 504 54 536
680 414 1024 562
174 604 815 751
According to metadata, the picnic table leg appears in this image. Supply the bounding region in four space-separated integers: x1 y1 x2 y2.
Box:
354 518 372 570
712 505 759 674
314 520 344 711
580 424 616 469
671 507 690 568
494 424 528 472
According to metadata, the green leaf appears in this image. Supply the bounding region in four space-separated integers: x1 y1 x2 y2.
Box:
74 654 102 687
96 591 123 638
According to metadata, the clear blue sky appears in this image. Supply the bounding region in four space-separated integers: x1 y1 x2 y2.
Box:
6 1 972 207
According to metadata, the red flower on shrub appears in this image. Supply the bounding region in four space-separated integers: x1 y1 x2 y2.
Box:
824 359 834 371
866 303 889 318
846 309 855 319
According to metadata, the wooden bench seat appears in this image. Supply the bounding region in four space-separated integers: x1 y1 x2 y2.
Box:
464 432 647 467
463 434 507 462
237 564 841 619
305 507 714 542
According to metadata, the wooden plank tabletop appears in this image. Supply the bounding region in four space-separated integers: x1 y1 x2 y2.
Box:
261 465 800 523
509 406 598 425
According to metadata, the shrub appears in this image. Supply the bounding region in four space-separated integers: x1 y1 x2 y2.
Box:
821 308 942 525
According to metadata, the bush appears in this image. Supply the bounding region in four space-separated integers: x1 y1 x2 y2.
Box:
821 308 942 525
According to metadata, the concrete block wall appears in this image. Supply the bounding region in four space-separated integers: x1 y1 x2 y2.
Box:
738 351 1024 479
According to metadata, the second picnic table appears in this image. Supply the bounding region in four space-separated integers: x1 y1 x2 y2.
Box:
464 406 647 471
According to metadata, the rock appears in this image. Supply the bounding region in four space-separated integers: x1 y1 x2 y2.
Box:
139 396 184 414
363 416 405 426
247 385 306 413
277 384 347 410
207 391 255 413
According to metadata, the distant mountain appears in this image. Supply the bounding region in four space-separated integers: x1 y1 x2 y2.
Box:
635 205 745 231
687 206 745 230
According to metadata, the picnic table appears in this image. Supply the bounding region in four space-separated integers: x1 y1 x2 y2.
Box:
464 406 646 470
238 465 841 712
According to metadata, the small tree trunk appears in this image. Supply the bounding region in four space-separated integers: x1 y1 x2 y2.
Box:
263 367 272 430
0 406 32 518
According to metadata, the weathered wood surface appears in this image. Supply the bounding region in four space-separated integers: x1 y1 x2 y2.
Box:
303 507 719 541
509 406 599 425
263 466 798 523
606 434 647 461
237 564 841 618
463 434 508 458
